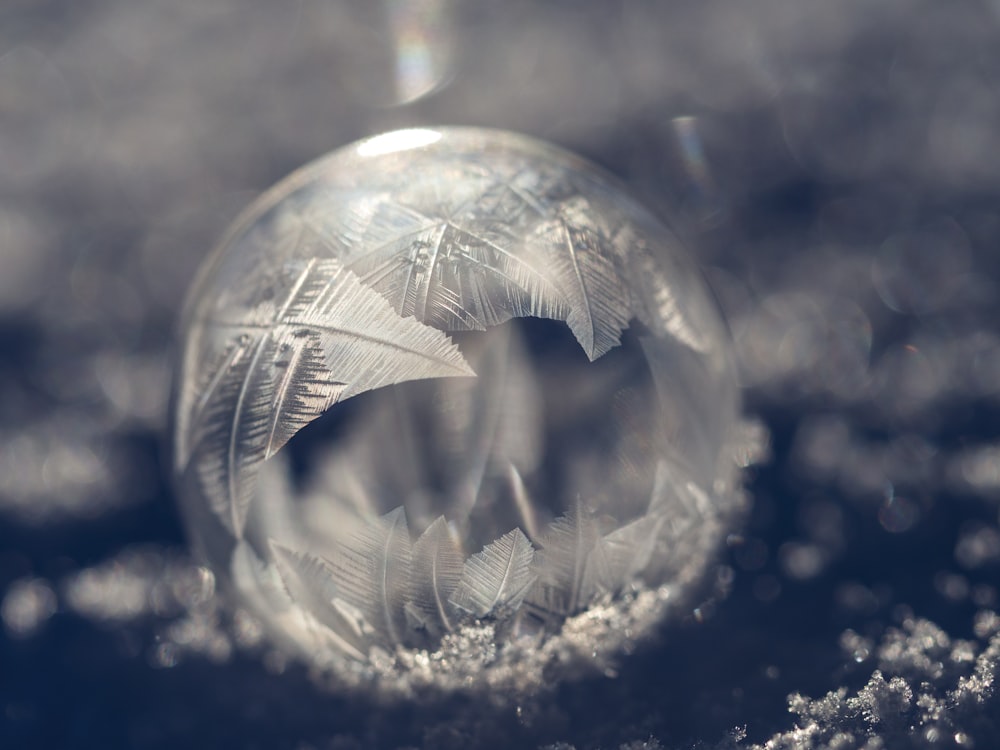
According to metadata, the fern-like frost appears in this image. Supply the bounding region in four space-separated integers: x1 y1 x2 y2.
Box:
173 128 743 675
322 507 413 646
526 196 632 360
179 259 473 536
450 528 536 618
527 501 607 617
341 198 571 333
404 517 464 635
270 543 370 661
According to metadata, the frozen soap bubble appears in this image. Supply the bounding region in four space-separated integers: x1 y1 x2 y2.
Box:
172 127 746 694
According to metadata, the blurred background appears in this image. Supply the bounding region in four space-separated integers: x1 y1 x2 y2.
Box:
2 1 1000 748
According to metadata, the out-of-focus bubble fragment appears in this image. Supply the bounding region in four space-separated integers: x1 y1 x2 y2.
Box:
779 542 827 581
973 610 1000 640
1 578 57 638
791 415 851 480
386 0 456 104
728 418 771 468
92 353 170 429
934 572 970 603
0 46 77 181
954 524 1000 570
836 582 882 617
63 547 212 623
669 115 726 227
0 418 148 524
799 496 846 551
734 291 871 397
949 443 1000 498
752 574 781 603
0 205 56 314
733 537 769 572
65 555 159 623
871 343 948 421
316 0 456 108
839 629 873 663
871 219 971 316
878 487 921 534
963 332 1000 398
971 584 998 609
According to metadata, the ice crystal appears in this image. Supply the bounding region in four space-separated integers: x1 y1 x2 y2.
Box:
173 127 744 687
755 613 1000 750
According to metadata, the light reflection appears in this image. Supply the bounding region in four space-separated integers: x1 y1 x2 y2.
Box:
93 352 170 428
950 444 1000 495
934 571 970 603
878 483 920 533
386 0 455 105
1 578 56 638
779 541 826 580
357 127 442 156
65 559 152 622
670 116 725 224
965 332 1000 397
0 419 146 523
871 219 971 315
870 342 948 421
955 523 1000 569
734 291 872 397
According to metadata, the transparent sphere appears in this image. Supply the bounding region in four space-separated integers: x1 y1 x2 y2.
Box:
173 128 742 690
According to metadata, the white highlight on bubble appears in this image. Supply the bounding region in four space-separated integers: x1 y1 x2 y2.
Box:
357 128 442 156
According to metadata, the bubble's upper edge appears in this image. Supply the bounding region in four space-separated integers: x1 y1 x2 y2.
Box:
176 126 651 332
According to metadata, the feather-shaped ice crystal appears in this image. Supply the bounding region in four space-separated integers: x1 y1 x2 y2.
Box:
173 128 744 691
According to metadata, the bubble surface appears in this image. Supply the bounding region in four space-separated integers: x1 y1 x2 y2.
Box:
173 127 744 690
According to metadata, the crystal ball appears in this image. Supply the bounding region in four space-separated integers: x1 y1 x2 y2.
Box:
173 127 742 690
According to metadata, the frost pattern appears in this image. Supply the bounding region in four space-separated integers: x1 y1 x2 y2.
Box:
292 148 650 361
527 501 610 618
525 195 633 359
450 528 536 618
270 543 369 661
259 461 715 657
273 514 536 654
403 517 464 636
341 198 571 337
174 128 739 668
178 258 473 536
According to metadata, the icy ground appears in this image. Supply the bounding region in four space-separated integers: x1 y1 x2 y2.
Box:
1 1 999 748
